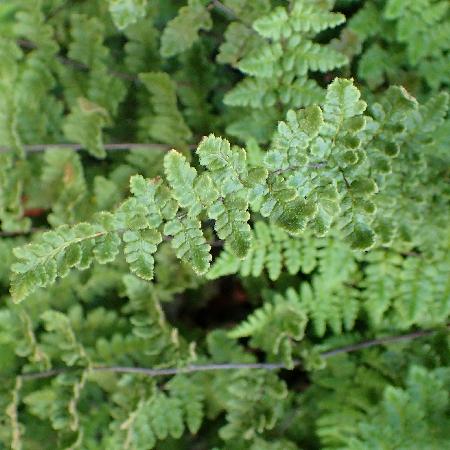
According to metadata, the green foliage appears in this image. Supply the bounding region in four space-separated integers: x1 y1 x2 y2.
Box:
40 149 87 226
347 365 450 449
229 294 307 368
222 0 347 142
108 0 148 30
10 218 120 302
139 72 192 149
160 0 212 58
63 98 109 159
208 221 316 280
347 0 450 91
219 370 287 440
0 1 449 449
298 338 450 449
9 79 450 306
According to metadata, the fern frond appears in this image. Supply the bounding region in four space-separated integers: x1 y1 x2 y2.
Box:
217 23 262 66
228 293 307 368
167 375 204 434
10 79 448 301
41 149 87 226
164 150 217 216
139 72 192 149
224 0 349 141
219 371 287 441
5 377 22 450
108 0 148 30
123 274 195 367
10 219 120 302
208 222 319 280
160 0 212 58
63 98 109 159
347 366 450 449
164 217 211 275
123 229 161 280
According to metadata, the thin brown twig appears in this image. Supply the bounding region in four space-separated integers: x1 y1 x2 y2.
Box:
208 0 236 18
0 142 196 154
17 325 448 381
319 328 440 358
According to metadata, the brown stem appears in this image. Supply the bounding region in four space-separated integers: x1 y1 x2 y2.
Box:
0 143 197 154
17 325 448 381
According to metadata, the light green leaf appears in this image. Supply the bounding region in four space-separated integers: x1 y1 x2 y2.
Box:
63 98 109 159
160 0 212 57
108 0 148 30
123 229 162 280
164 217 211 274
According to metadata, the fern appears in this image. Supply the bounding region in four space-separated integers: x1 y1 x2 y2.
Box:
167 375 204 434
40 149 87 226
160 0 212 58
223 0 347 141
139 72 192 149
4 377 22 450
231 238 358 345
0 2 449 449
228 294 307 368
63 98 109 159
0 39 28 232
10 219 120 302
108 0 148 30
208 222 318 280
219 370 287 440
64 14 127 116
10 79 449 301
122 274 195 368
348 366 450 449
347 0 450 91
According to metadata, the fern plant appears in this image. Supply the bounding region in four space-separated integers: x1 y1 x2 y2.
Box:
346 0 450 93
0 1 449 449
220 0 348 142
10 78 449 303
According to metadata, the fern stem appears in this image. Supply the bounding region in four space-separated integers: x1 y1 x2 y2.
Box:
208 0 236 19
319 328 442 357
0 143 197 154
17 326 448 381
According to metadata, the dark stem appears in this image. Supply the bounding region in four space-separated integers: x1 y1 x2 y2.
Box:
0 142 197 154
17 325 448 381
339 167 351 188
208 0 236 19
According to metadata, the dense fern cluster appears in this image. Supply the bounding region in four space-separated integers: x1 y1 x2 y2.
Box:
0 1 449 449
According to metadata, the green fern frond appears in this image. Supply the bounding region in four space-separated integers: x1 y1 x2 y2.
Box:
108 0 148 30
208 222 319 280
228 293 307 368
139 72 192 149
10 220 119 302
160 0 212 58
219 371 287 441
63 98 109 159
